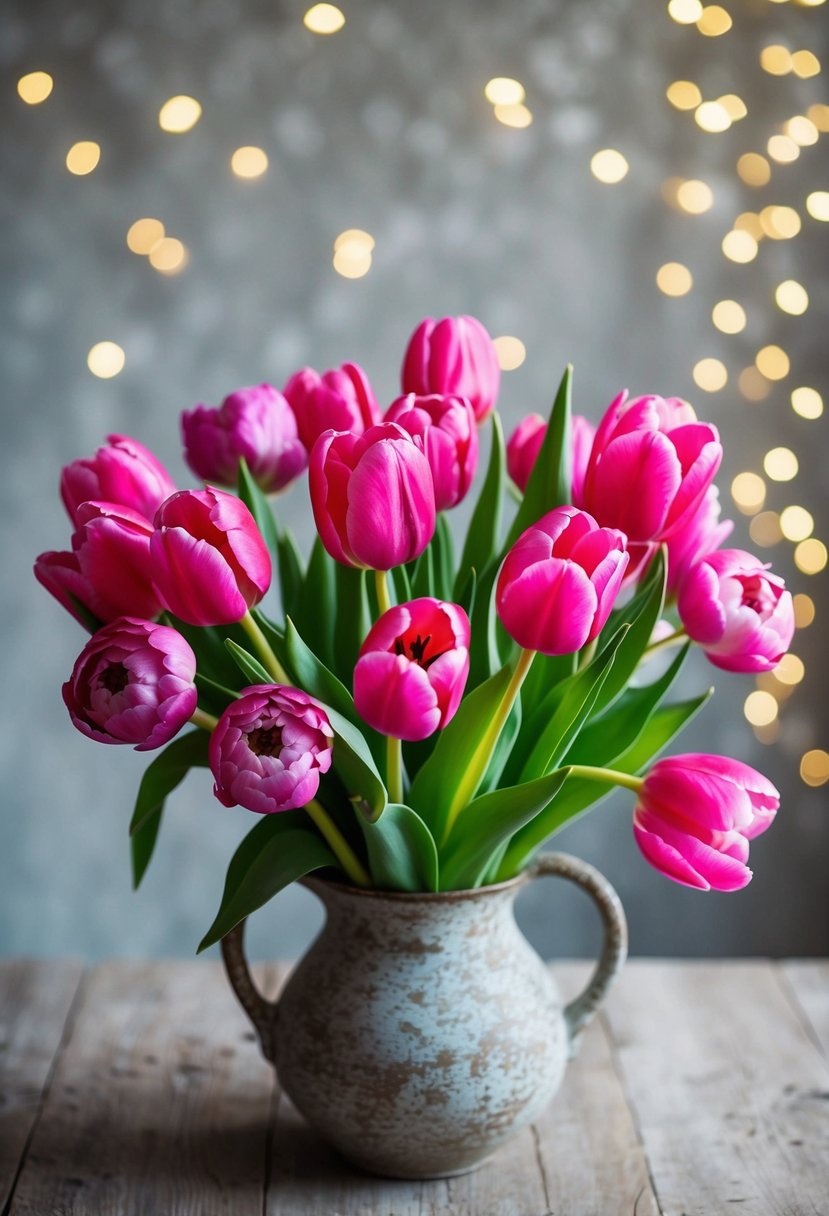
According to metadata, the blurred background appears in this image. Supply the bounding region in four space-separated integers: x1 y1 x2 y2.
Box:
1 0 826 962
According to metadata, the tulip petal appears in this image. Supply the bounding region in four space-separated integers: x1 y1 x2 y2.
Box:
588 431 680 541
354 651 441 741
151 529 247 625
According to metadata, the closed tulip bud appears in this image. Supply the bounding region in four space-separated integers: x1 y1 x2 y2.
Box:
384 393 478 510
496 506 628 655
60 434 176 526
181 384 307 493
677 549 794 673
283 362 380 453
151 488 271 626
62 617 198 751
627 485 733 596
577 392 722 544
402 315 500 422
506 413 596 497
209 685 333 814
354 597 471 741
634 754 779 891
309 423 436 570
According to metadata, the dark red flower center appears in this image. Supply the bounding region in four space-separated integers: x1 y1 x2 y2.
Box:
394 632 442 668
99 662 130 694
247 725 282 756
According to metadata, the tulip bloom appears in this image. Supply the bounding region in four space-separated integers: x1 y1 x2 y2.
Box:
385 393 478 510
401 315 500 422
210 685 333 814
62 617 198 751
627 485 733 596
506 413 596 497
677 549 795 672
60 434 176 526
283 362 380 453
309 423 436 570
496 507 628 655
181 383 307 493
354 598 470 741
151 488 271 626
633 754 780 891
577 392 721 543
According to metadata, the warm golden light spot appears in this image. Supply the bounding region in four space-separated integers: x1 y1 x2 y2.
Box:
231 146 269 178
759 205 801 239
791 386 823 419
148 237 188 274
494 103 533 128
791 49 821 78
695 101 731 132
677 179 713 213
793 594 816 628
697 5 732 36
807 104 829 132
712 299 746 333
731 471 766 514
780 505 814 541
17 71 53 104
749 511 783 547
801 750 829 788
775 280 809 315
767 134 800 163
484 78 525 106
334 229 375 253
693 358 727 392
738 368 771 402
806 191 829 221
763 447 799 481
775 654 805 686
656 262 693 296
718 94 747 120
666 80 702 110
303 3 345 33
753 720 780 745
760 45 793 75
722 229 758 262
785 116 819 146
755 344 790 380
332 244 372 278
668 0 703 22
736 153 771 187
65 141 100 175
744 690 778 727
734 212 764 239
87 341 125 379
158 95 202 134
795 538 828 574
493 336 527 371
126 218 165 255
661 177 684 207
590 148 629 183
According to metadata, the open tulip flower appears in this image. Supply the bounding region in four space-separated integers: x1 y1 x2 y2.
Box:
283 362 380 453
60 434 176 526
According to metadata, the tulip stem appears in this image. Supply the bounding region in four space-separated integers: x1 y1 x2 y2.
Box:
387 736 404 804
577 638 598 670
374 568 392 618
642 625 687 659
305 799 371 888
190 707 219 732
240 611 290 684
567 764 644 793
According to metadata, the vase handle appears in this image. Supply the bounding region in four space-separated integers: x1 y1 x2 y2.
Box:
221 920 279 1064
528 852 627 1057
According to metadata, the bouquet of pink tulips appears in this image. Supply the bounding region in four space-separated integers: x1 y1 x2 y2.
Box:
36 316 793 950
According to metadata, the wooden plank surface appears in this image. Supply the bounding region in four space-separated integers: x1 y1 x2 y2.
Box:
781 961 829 1060
0 960 84 1211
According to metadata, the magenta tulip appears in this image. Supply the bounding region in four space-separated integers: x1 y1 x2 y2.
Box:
506 413 596 496
151 488 271 626
60 434 176 526
677 549 795 673
62 617 197 751
309 423 436 570
496 506 628 655
577 392 722 543
283 362 380 453
384 393 478 510
354 598 470 741
401 315 500 422
627 485 733 596
633 754 780 891
209 685 333 814
35 549 103 629
181 383 307 493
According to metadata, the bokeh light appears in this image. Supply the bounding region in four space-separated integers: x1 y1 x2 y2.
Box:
494 103 533 129
736 153 771 186
695 101 731 133
493 336 527 371
230 146 269 178
87 342 125 379
126 218 165 255
590 149 628 182
666 80 702 109
775 280 809 315
780 505 814 541
759 206 801 239
303 4 346 34
17 71 53 104
158 96 202 134
148 238 188 275
738 368 771 402
791 386 823 419
65 141 100 176
696 6 732 36
800 750 829 788
656 262 693 295
755 344 789 380
731 472 766 514
712 299 746 333
722 230 758 262
760 45 793 75
677 179 713 213
763 447 799 481
806 192 829 221
744 690 778 727
668 0 703 22
693 358 727 392
795 539 828 574
749 511 783 547
485 78 525 105
793 594 816 628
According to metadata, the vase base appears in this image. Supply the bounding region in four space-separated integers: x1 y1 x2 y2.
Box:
345 1151 493 1182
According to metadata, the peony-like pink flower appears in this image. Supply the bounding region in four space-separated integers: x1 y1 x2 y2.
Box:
401 315 500 422
283 362 380 453
353 597 470 741
62 617 198 751
309 423 436 570
181 383 307 493
151 488 271 626
677 548 795 673
209 684 334 814
60 434 176 527
506 413 596 496
384 393 478 511
577 392 722 544
496 506 628 655
633 754 780 891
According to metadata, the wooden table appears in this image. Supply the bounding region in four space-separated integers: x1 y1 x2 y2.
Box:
2 959 828 1214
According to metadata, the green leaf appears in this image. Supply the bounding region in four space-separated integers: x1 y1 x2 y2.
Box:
391 558 414 605
433 513 455 602
282 618 359 726
478 696 521 795
455 412 506 600
237 457 279 555
194 671 237 717
466 559 501 689
332 564 370 685
165 616 250 690
298 537 336 669
614 688 712 773
198 812 336 951
276 528 304 621
325 704 388 822
592 549 667 715
129 731 211 888
360 804 439 892
520 651 576 721
505 365 572 548
224 638 272 686
411 540 435 599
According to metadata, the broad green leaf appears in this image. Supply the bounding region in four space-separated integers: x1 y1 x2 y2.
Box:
276 528 304 621
332 564 370 685
237 457 279 555
165 615 249 690
298 537 336 669
478 697 521 795
466 558 501 689
194 672 237 717
592 549 667 715
198 812 335 951
433 513 455 602
520 651 576 722
391 560 413 606
281 618 360 726
411 541 435 599
325 704 388 822
613 688 712 774
360 803 439 892
455 412 506 600
505 365 572 548
129 730 211 887
225 638 272 686
250 608 285 652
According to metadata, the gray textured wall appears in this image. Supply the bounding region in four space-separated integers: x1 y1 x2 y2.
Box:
2 0 826 962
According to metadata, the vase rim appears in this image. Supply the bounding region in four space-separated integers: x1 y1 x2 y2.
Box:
302 869 530 903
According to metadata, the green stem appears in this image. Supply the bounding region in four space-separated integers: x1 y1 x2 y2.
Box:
240 610 290 684
387 735 403 804
642 625 687 659
374 568 392 617
305 799 371 888
577 637 598 671
566 764 644 793
190 707 219 732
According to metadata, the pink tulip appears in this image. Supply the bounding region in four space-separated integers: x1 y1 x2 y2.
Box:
577 392 722 543
62 617 197 751
283 362 380 453
677 549 795 673
309 423 436 570
35 549 103 629
384 393 478 510
181 383 307 493
506 413 596 496
354 597 470 741
401 315 500 422
151 488 271 626
496 506 628 655
633 754 780 891
209 684 333 814
627 485 733 596
60 434 176 526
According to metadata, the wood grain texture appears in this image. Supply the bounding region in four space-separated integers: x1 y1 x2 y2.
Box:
0 960 84 1211
780 961 829 1060
604 960 829 1216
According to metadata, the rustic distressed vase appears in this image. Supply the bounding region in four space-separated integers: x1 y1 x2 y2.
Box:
221 851 627 1179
